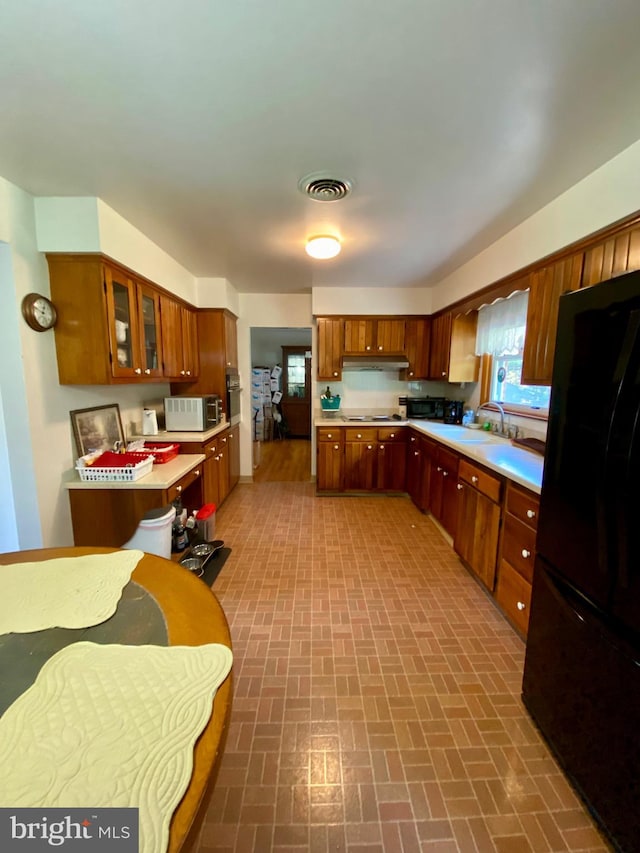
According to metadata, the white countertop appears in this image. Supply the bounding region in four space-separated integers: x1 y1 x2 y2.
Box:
64 453 206 490
314 412 544 494
408 421 543 494
128 420 229 443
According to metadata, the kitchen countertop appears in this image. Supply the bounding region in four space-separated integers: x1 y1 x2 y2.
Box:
63 453 206 490
129 419 230 444
314 412 544 494
409 421 543 494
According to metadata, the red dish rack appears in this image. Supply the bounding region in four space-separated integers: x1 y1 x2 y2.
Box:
142 442 180 464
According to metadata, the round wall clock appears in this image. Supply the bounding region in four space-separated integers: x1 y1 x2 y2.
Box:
21 292 57 332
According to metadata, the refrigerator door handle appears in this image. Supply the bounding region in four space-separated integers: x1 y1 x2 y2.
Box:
598 309 640 577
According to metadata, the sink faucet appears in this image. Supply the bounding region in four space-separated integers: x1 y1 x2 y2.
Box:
477 401 506 435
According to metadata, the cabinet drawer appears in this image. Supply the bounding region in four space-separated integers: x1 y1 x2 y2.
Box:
436 445 459 474
344 427 377 442
166 465 202 504
502 512 536 582
317 427 344 443
458 458 502 503
495 559 532 636
377 427 406 442
505 481 540 530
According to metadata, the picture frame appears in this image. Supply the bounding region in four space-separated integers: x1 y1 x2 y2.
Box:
70 403 125 457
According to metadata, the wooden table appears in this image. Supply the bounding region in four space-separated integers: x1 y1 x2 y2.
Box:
0 546 233 853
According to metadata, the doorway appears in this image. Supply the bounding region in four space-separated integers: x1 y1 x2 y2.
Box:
250 327 313 483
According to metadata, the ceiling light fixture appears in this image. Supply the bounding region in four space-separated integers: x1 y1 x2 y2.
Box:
305 235 341 260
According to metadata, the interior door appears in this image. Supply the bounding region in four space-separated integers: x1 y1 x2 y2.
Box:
281 346 311 438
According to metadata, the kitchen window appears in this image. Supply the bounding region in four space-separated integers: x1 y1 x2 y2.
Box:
476 291 550 416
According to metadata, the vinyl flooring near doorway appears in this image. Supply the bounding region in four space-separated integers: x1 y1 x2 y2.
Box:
195 481 610 853
253 439 312 483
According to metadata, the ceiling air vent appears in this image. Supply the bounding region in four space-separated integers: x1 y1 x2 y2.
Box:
298 173 353 202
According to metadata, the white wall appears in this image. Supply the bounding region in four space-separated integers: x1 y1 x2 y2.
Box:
431 138 640 311
313 286 431 316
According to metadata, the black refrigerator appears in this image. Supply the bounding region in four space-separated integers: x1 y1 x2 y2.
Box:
523 269 640 852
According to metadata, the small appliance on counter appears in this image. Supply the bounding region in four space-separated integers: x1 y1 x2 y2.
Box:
397 396 407 418
406 397 446 420
443 400 464 424
164 395 222 432
142 408 159 436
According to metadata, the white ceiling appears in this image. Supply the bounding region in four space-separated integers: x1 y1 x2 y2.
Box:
2 1 640 294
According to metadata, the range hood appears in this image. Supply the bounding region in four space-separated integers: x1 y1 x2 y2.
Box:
342 356 410 371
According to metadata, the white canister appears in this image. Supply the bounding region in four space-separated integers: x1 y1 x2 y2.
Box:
142 408 159 436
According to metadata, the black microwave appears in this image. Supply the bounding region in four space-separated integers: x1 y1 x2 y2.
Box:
406 397 445 420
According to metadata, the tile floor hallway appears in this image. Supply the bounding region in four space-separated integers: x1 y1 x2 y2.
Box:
196 482 610 853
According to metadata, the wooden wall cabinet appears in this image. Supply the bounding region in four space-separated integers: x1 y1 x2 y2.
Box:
454 458 503 591
172 309 238 418
521 253 583 386
160 296 199 381
581 223 640 289
47 254 166 385
317 317 344 380
343 318 406 355
402 317 431 380
429 312 479 382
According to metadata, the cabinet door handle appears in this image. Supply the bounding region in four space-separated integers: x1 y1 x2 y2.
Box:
526 509 536 519
517 601 526 611
367 445 373 450
379 445 384 451
334 444 339 450
456 483 463 490
134 368 141 374
194 469 200 477
333 371 339 377
366 345 371 351
410 436 416 442
327 433 332 439
436 466 442 472
378 345 383 351
471 475 478 484
186 370 191 376
441 371 446 377
180 370 186 375
408 371 414 377
521 549 531 559
357 433 362 439
144 368 151 375
176 485 182 493
389 433 395 438
414 451 419 457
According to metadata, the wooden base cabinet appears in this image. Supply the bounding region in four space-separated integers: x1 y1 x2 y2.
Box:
344 428 377 490
454 458 503 591
495 482 540 636
429 445 460 537
316 427 344 491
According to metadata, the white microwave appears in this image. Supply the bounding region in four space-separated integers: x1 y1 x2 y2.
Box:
164 396 222 431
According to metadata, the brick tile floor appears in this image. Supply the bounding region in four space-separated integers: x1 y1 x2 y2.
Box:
195 483 611 852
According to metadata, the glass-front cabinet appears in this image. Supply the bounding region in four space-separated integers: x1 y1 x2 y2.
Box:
104 266 163 379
